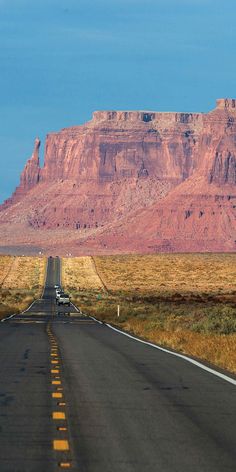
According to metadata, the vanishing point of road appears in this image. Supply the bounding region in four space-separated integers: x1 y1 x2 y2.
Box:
0 257 236 471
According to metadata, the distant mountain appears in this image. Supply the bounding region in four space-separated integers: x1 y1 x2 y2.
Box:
0 98 236 255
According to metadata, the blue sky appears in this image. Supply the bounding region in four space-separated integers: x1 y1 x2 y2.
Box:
1 0 236 202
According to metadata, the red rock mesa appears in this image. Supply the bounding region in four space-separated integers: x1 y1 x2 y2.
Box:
1 98 236 254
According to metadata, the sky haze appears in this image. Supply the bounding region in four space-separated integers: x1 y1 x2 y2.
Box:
1 0 236 201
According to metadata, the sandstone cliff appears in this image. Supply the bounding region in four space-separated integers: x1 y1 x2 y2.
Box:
1 99 236 254
3 137 41 207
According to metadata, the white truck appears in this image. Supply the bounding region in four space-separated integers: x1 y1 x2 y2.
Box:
57 292 70 306
56 288 62 300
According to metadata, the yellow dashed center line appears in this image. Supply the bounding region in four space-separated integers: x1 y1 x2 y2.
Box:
53 440 69 451
48 323 71 465
53 411 66 420
52 392 63 399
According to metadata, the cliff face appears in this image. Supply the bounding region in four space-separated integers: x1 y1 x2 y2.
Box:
40 110 203 185
13 99 236 189
3 138 41 207
208 135 236 185
1 98 236 254
20 137 41 190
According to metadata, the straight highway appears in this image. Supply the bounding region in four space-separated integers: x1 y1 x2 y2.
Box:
0 257 236 471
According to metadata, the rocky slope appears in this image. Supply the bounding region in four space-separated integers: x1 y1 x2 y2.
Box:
0 98 236 254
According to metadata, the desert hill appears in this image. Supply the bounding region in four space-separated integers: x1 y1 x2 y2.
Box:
0 98 236 255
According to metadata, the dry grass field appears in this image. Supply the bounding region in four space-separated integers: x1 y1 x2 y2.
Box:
0 256 46 319
62 257 104 291
63 254 236 374
93 253 236 295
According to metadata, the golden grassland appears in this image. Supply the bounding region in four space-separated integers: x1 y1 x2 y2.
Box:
0 256 46 319
63 254 236 374
93 253 236 295
121 321 236 374
62 257 104 291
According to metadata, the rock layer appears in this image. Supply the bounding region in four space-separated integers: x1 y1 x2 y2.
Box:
1 98 236 254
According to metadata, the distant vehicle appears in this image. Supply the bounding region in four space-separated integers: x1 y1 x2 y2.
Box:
56 289 63 300
54 284 60 289
57 293 70 306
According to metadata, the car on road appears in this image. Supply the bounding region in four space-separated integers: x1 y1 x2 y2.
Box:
57 293 70 306
54 284 60 289
56 289 63 300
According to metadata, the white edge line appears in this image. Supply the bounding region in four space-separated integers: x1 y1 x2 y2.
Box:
1 297 42 322
42 258 49 299
24 257 48 310
22 299 37 313
58 257 61 286
71 302 80 313
79 307 236 387
1 313 17 323
1 257 49 323
104 323 236 387
89 316 103 325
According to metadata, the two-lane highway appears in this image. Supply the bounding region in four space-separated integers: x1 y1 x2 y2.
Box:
0 257 236 471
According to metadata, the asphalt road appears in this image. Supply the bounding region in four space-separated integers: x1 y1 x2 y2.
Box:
0 257 236 471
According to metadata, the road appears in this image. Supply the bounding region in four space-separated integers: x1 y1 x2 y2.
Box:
0 257 236 471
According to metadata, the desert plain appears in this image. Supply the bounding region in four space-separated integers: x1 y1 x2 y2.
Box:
60 253 236 373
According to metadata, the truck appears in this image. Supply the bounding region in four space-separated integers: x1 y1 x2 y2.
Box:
57 293 70 306
56 288 62 300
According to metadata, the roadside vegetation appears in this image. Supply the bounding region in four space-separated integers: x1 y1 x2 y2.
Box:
0 256 46 319
62 254 236 374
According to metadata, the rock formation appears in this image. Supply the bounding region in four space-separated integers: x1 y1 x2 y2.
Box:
21 137 41 190
0 99 236 254
3 137 41 207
